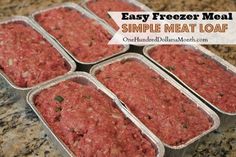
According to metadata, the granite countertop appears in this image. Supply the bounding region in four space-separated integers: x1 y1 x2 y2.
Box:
0 0 236 157
0 79 60 157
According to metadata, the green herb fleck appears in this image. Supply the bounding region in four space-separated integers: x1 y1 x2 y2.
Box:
151 76 158 80
147 115 152 120
105 76 111 80
58 35 63 39
54 96 64 103
83 95 91 99
69 128 75 132
181 104 186 113
165 66 175 71
219 93 224 97
183 123 188 129
88 41 93 47
196 59 205 65
54 115 61 122
95 70 102 75
55 106 62 112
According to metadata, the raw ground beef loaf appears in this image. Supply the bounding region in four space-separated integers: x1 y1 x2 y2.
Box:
34 80 156 157
148 45 236 113
35 7 123 63
95 59 213 146
86 0 142 30
0 21 69 88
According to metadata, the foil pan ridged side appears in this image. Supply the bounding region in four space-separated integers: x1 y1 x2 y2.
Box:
143 45 236 116
30 2 129 65
90 53 220 149
0 16 76 91
27 72 165 157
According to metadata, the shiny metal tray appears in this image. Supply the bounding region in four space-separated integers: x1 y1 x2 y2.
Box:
27 72 165 157
30 2 129 65
0 16 76 91
143 45 236 116
90 53 220 149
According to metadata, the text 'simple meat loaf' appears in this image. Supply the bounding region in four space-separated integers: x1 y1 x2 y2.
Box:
96 59 213 146
34 80 157 157
35 7 123 63
86 0 142 30
0 21 69 88
148 45 236 113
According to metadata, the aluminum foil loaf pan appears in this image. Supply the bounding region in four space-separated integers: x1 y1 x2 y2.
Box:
90 53 220 149
0 16 76 91
27 72 165 157
30 2 129 65
143 45 236 116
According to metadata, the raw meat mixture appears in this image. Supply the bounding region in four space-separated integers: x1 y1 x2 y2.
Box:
0 21 69 87
35 7 123 63
96 59 213 146
149 45 236 113
35 80 156 157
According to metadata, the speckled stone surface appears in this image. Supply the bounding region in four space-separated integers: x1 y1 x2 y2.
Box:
0 0 236 157
0 78 61 157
